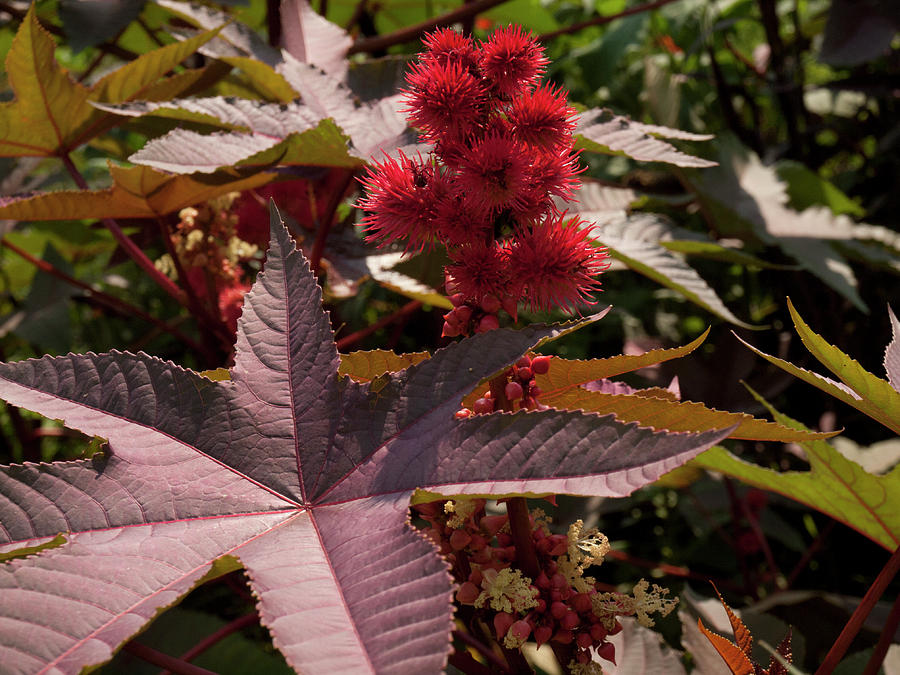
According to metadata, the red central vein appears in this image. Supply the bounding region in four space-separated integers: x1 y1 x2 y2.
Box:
283 261 307 503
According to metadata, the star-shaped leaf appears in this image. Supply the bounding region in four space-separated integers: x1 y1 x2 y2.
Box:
0 206 733 674
0 5 221 157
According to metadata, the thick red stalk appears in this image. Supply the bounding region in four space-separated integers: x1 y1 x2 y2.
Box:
862 590 900 675
347 0 508 54
123 642 217 675
335 300 422 351
159 613 259 675
814 545 900 675
60 155 187 306
308 171 355 276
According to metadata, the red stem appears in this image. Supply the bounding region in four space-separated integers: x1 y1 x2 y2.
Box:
785 519 835 590
814 545 900 675
160 613 259 675
308 171 355 276
505 497 540 581
347 0 509 54
862 590 900 675
538 0 681 42
335 300 423 351
60 155 187 307
1 238 207 356
452 629 512 673
123 642 216 675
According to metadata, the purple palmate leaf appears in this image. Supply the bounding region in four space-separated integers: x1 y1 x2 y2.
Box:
0 206 733 675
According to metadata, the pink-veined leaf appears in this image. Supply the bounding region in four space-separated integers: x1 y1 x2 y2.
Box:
0 206 733 674
280 0 352 79
886 306 900 392
575 108 717 168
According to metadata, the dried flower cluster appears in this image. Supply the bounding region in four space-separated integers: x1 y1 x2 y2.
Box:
415 498 677 670
156 193 258 332
357 26 609 334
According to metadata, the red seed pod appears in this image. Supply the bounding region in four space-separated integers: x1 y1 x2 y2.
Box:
531 355 551 374
535 572 551 589
480 294 502 313
452 305 473 325
576 648 591 664
494 612 516 640
449 529 472 550
550 589 562 603
470 547 492 564
552 629 574 644
590 623 608 642
496 532 513 547
596 641 616 664
495 545 517 562
468 568 484 585
476 314 500 333
546 560 558 574
546 534 568 557
509 619 532 642
572 593 593 614
456 581 480 604
517 366 533 381
607 620 623 636
448 292 467 306
454 408 472 419
535 537 551 555
560 610 579 630
576 632 593 649
473 397 494 414
480 514 508 536
516 355 532 369
529 384 543 398
550 573 567 590
550 601 568 620
467 533 487 551
534 625 553 646
441 321 461 338
504 380 524 400
532 527 546 541
534 598 547 613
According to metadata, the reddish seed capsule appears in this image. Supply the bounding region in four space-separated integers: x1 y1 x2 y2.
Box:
576 648 591 664
516 355 532 369
534 625 553 646
456 581 480 604
449 529 471 550
590 623 608 642
473 397 494 414
505 380 524 400
531 355 551 374
468 568 484 585
480 514 507 536
448 292 467 307
535 598 547 613
572 593 592 614
517 366 533 381
452 305 473 325
552 629 574 644
454 408 472 419
550 573 567 590
494 612 515 640
480 294 502 313
530 384 543 398
596 641 616 664
441 321 461 338
509 619 532 642
467 533 486 551
535 572 550 589
576 632 593 649
561 610 579 630
550 601 568 619
496 533 513 547
546 534 568 556
475 314 500 333
607 620 623 636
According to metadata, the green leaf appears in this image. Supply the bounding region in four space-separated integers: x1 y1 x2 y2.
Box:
776 160 865 217
693 389 900 551
0 533 66 563
338 350 430 382
735 299 900 435
0 164 276 219
537 389 835 442
0 6 220 156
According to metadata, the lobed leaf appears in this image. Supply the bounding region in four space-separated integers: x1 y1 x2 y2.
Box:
0 6 220 157
0 164 276 219
0 206 733 674
693 389 900 551
886 307 900 391
696 620 755 675
338 350 431 382
735 300 900 435
575 108 717 168
563 183 750 326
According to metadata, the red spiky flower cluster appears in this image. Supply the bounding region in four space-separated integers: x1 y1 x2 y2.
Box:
357 26 609 334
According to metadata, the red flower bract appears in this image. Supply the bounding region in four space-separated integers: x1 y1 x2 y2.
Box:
403 60 486 142
421 27 479 71
456 132 529 213
507 82 577 150
507 214 609 312
446 241 511 304
356 152 449 251
480 25 549 98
